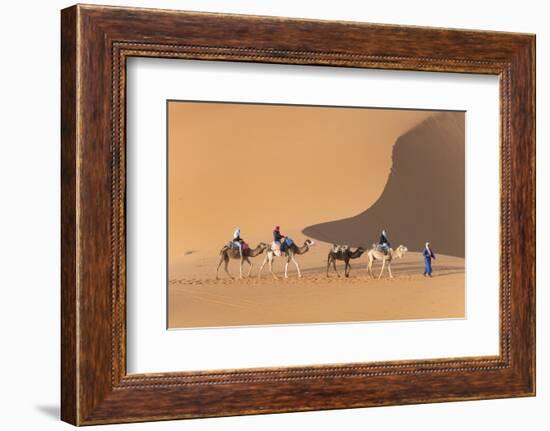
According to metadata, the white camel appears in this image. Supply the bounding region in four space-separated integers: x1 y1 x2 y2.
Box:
367 245 408 279
258 239 315 279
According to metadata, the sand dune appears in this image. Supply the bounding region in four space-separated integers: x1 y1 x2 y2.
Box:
303 112 465 257
168 102 434 260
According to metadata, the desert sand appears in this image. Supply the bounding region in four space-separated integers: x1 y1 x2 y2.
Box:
168 102 465 329
168 247 464 328
168 102 436 257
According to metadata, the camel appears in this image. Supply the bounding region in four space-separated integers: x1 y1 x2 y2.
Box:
216 242 269 279
367 245 408 279
326 246 366 278
258 239 315 279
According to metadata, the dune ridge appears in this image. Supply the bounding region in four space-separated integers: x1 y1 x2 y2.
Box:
303 112 465 258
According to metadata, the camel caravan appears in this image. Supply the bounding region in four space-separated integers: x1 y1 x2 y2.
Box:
216 226 408 280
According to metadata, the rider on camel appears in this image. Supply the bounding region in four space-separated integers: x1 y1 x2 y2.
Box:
273 225 286 256
233 227 244 258
378 229 391 255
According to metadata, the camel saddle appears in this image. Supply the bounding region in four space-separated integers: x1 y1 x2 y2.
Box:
332 244 349 253
374 243 390 254
228 240 249 250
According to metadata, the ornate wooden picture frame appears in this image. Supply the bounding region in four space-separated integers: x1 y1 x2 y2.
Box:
61 4 535 425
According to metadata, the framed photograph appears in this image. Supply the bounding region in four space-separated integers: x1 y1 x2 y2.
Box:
61 4 535 425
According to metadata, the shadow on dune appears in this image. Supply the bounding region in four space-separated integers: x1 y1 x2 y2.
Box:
303 112 465 258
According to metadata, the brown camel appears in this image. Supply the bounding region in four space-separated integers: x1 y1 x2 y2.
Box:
258 239 315 279
367 245 408 279
326 246 366 278
216 242 269 279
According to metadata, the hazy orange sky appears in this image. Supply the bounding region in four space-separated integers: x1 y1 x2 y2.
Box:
168 101 435 263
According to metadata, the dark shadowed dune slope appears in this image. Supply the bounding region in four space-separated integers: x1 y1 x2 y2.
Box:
302 112 465 258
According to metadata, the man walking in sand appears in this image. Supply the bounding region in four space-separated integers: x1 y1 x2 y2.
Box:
423 241 436 277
